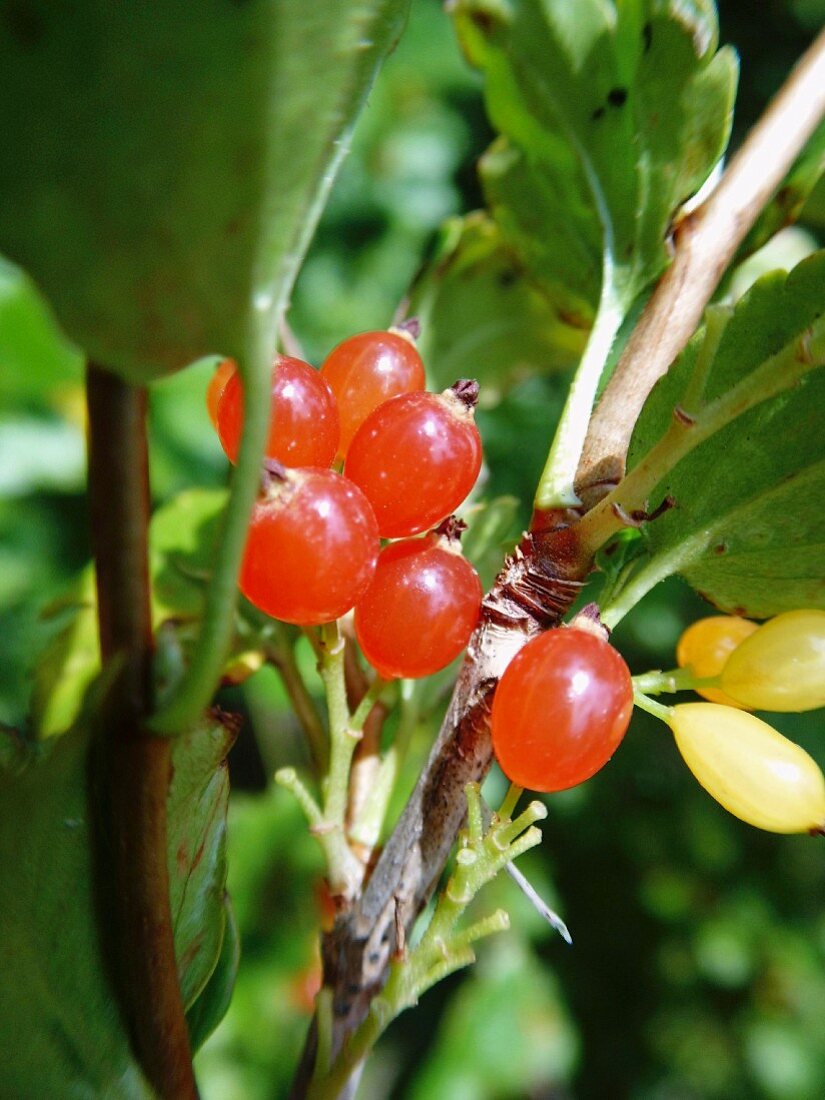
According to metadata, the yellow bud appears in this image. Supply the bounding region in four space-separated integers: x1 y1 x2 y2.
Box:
670 703 825 834
676 615 758 707
721 609 825 712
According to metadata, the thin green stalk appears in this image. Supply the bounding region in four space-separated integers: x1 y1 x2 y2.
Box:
497 782 524 823
633 668 720 695
150 317 273 734
266 626 328 774
577 319 825 559
633 686 674 723
535 285 625 509
348 685 418 851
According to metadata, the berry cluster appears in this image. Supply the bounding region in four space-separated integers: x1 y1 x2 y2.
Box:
206 329 484 679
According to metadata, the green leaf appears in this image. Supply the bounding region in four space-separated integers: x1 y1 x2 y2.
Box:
0 258 82 402
28 490 234 740
0 710 236 1093
452 0 738 316
408 213 588 394
618 252 825 619
168 714 238 1012
28 570 98 739
461 493 521 591
0 0 411 382
0 726 152 1096
186 896 240 1054
409 939 577 1099
151 488 229 625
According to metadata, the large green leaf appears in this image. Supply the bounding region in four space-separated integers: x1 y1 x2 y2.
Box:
0 711 236 1093
452 0 738 318
0 0 410 382
616 252 825 619
408 213 587 394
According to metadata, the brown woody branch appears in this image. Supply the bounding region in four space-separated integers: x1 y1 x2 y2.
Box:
86 367 197 1099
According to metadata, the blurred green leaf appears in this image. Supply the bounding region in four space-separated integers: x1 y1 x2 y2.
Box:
452 0 737 321
0 258 82 401
409 214 586 394
151 488 229 624
461 493 520 590
0 0 411 382
0 709 235 1093
409 937 578 1099
622 252 825 618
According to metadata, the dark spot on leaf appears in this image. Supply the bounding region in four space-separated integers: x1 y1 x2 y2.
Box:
191 839 206 870
498 268 518 288
643 22 653 53
591 105 606 122
713 543 727 555
176 841 189 875
469 9 495 34
3 1 45 50
608 87 628 108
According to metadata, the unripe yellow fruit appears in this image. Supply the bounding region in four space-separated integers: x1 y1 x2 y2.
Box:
670 703 825 834
720 609 825 712
676 616 758 707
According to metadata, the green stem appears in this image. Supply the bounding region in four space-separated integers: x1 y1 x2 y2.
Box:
348 685 419 851
633 685 674 723
497 783 524 823
266 626 328 774
535 285 625 509
86 367 197 1099
577 319 825 559
150 318 273 734
633 667 720 695
350 677 388 732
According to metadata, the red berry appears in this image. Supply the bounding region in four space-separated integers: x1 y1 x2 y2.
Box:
216 355 339 467
320 329 426 457
344 385 482 538
355 529 482 679
491 626 633 792
206 358 236 429
239 467 379 625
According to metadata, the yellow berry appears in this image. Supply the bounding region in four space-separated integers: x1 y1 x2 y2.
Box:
676 616 758 707
669 702 825 834
720 609 825 712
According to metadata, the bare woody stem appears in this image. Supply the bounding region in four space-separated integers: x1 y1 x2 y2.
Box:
576 24 825 504
86 367 197 1099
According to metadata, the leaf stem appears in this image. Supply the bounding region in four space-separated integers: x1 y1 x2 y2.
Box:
534 287 624 509
633 668 720 695
150 317 273 734
576 319 825 558
633 685 674 723
86 367 196 1099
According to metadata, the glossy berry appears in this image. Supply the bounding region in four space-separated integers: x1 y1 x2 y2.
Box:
676 615 758 707
239 467 379 625
216 355 340 467
669 702 825 833
720 609 825 712
354 529 482 679
320 329 426 457
206 358 236 429
344 385 482 538
491 626 633 792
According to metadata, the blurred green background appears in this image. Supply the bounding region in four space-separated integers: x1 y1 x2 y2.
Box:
1 1 824 1097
